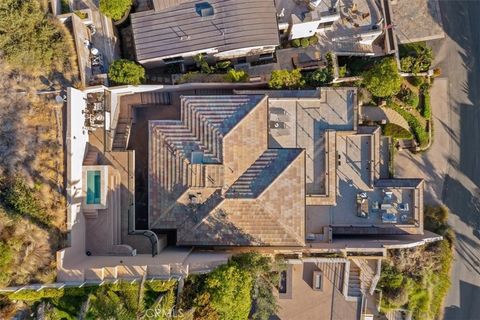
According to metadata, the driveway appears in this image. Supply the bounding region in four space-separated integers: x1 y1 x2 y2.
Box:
394 1 480 319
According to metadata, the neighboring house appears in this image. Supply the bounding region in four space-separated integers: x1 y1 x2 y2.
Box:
130 0 280 68
274 257 381 320
276 0 389 56
276 0 341 40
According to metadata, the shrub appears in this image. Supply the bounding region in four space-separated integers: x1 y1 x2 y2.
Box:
389 103 428 147
0 177 46 224
198 264 253 320
0 242 13 272
269 69 305 89
99 0 132 20
407 76 424 87
226 69 248 82
8 288 65 301
60 0 71 13
0 0 72 72
433 67 442 77
338 65 347 78
194 54 214 74
399 42 433 73
74 11 88 19
306 68 332 86
308 35 319 45
362 58 402 97
422 91 431 119
382 123 413 139
108 59 145 85
291 38 301 48
398 87 419 108
300 38 310 48
215 60 231 71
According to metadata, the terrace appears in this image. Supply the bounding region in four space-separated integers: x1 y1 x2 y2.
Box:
316 0 385 55
267 88 356 195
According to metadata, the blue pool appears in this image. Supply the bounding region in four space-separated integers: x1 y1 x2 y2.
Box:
86 170 101 204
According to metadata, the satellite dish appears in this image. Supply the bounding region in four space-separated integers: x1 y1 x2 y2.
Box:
55 95 65 104
90 47 99 55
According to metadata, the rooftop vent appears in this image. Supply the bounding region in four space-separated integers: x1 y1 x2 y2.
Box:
195 2 214 17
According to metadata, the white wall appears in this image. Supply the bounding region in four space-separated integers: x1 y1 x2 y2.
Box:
290 21 321 39
62 87 89 262
214 45 277 59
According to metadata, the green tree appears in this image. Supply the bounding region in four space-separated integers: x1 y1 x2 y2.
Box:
268 69 305 89
197 264 253 320
362 57 402 97
0 0 70 71
291 38 301 48
108 59 145 85
300 38 309 48
99 0 132 20
231 253 285 320
306 68 333 86
226 69 248 82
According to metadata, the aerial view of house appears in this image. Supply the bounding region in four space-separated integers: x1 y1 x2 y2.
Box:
0 0 476 319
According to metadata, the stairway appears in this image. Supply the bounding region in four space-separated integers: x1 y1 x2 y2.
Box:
112 119 131 150
83 210 98 219
83 150 98 166
140 92 171 105
348 262 362 298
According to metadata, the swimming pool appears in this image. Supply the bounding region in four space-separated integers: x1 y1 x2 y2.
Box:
86 170 101 204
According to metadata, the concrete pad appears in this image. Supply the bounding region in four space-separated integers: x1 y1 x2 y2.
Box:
392 0 445 44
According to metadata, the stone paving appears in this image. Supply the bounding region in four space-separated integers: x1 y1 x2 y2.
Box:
391 0 445 44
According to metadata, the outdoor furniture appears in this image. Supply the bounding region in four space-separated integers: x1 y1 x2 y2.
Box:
398 203 409 211
271 113 290 123
356 193 369 218
380 203 393 210
382 211 397 223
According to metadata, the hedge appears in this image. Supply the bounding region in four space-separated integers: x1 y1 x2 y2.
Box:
389 103 429 147
422 92 432 119
382 123 413 140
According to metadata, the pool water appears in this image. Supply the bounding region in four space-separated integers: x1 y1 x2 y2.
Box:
86 170 101 204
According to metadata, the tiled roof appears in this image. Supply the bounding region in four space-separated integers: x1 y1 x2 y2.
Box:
148 95 305 246
131 0 280 63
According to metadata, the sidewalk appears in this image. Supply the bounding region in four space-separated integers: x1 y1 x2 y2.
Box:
393 78 450 204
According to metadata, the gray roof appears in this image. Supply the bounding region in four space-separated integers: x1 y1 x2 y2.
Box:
152 0 189 11
131 0 280 63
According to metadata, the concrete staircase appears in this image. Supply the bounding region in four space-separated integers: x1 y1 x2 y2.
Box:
83 150 98 165
112 119 131 150
348 262 362 298
140 91 171 105
352 258 378 295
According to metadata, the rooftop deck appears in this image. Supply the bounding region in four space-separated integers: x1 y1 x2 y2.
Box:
267 88 356 195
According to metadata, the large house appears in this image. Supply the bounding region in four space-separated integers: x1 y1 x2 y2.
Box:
58 84 441 319
130 0 280 67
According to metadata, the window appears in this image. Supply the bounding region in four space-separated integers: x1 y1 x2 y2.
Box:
163 56 184 64
313 271 323 291
195 2 214 17
279 270 287 293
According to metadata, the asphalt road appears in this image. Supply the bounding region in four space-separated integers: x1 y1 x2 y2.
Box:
393 1 480 319
432 1 480 319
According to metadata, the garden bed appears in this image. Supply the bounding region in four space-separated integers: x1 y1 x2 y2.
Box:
1 280 177 319
378 206 454 320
